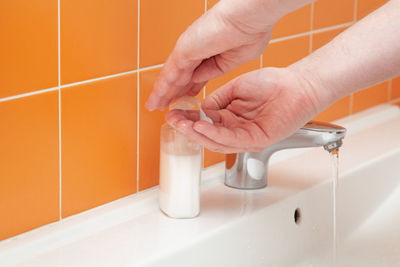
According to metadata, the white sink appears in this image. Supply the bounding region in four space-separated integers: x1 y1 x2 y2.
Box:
143 144 400 267
1 104 400 267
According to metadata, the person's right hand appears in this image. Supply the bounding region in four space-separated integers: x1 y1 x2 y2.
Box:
146 0 286 111
165 67 327 153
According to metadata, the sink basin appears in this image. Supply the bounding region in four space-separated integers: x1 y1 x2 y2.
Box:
152 148 400 267
142 149 400 267
1 104 400 267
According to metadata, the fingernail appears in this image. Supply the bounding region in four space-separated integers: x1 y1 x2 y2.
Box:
177 121 187 128
145 97 155 110
166 117 177 127
145 103 154 111
193 122 203 132
145 93 160 111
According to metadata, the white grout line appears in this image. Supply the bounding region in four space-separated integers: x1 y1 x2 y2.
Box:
270 31 310 44
136 0 140 193
353 0 358 22
0 20 353 105
201 0 206 171
350 0 357 124
388 96 400 104
138 63 164 72
203 0 207 99
270 21 353 44
59 64 164 89
0 64 165 104
309 3 314 53
310 22 354 34
62 70 135 89
0 87 59 103
58 0 62 221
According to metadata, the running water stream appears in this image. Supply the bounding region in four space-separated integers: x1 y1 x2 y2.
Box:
330 150 339 267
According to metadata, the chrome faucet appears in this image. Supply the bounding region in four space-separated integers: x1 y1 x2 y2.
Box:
225 121 346 190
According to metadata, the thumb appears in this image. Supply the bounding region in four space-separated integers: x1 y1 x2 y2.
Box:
192 54 238 83
204 78 238 110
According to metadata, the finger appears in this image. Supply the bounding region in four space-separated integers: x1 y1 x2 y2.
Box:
192 55 234 83
173 119 245 153
202 109 221 123
167 108 226 126
202 108 245 125
146 57 207 110
145 9 241 111
192 38 270 84
156 79 206 111
155 80 197 110
165 109 200 124
187 81 206 96
203 78 238 110
145 57 200 111
193 120 268 151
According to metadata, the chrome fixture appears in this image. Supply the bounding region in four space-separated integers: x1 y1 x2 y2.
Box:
225 121 346 189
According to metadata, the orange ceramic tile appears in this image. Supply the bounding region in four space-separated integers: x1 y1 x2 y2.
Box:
0 1 57 98
263 36 309 67
313 96 351 122
140 0 204 67
206 59 260 95
139 68 166 190
272 5 312 39
61 0 137 85
353 82 389 113
391 77 400 101
0 92 59 241
313 0 354 30
207 0 218 9
357 0 388 19
61 74 137 218
204 149 225 168
312 27 347 51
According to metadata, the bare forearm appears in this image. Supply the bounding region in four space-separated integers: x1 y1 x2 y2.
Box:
216 0 315 32
290 0 400 109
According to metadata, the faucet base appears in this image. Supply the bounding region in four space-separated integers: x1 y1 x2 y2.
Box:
224 182 267 190
225 153 268 190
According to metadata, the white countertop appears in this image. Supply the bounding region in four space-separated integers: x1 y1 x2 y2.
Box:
1 104 400 267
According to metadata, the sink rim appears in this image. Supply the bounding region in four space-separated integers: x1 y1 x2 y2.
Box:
1 104 400 267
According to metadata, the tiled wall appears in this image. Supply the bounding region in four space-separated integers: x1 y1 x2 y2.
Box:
1 0 398 241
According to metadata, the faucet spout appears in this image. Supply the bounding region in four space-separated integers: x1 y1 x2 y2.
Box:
225 121 346 190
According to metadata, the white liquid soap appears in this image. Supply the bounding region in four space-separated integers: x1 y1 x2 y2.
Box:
159 151 201 218
159 96 211 219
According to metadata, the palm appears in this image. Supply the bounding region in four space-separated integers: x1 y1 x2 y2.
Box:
166 68 319 153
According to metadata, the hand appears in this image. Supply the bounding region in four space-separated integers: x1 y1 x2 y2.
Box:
165 68 322 153
145 0 281 111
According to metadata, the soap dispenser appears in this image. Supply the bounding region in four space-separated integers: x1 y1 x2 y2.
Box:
159 97 207 219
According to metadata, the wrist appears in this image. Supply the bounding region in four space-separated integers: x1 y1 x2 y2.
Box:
287 63 337 115
214 0 283 33
216 0 315 33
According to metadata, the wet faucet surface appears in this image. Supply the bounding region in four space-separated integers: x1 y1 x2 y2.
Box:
225 121 346 189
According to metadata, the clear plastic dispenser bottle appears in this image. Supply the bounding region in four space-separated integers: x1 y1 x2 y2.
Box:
159 97 207 219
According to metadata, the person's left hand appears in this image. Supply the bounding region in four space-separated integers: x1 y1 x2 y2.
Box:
165 67 323 153
145 0 281 111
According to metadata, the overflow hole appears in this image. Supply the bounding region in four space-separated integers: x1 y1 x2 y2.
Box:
294 208 302 225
